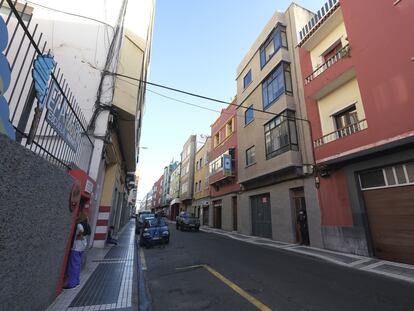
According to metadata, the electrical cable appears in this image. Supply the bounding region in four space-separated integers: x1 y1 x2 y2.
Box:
25 1 115 29
100 68 312 124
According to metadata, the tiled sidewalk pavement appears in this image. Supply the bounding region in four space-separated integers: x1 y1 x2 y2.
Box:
47 220 137 311
199 225 414 284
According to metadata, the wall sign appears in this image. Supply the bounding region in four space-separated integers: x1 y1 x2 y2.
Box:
85 179 94 194
223 154 232 176
45 80 82 151
0 15 15 140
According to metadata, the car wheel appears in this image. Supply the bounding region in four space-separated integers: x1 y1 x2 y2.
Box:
195 227 199 232
165 239 169 244
180 226 184 231
176 224 179 230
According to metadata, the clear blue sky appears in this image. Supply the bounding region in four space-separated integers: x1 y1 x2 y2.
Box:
137 0 322 201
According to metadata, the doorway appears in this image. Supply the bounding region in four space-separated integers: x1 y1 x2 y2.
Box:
232 196 237 231
291 187 309 245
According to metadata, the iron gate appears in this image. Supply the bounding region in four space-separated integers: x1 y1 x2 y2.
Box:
1 0 93 171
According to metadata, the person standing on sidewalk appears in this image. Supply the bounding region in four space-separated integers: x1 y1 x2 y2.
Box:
64 211 89 289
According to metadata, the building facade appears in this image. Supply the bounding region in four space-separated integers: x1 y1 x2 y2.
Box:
169 163 181 219
235 4 323 246
192 137 211 225
209 101 239 231
152 175 163 212
160 160 179 209
298 0 414 263
179 135 197 211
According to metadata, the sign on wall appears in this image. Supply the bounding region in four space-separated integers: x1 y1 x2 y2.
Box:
45 80 82 151
223 154 232 176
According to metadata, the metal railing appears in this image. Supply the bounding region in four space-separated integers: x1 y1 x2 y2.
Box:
305 45 350 85
314 119 368 147
2 0 93 171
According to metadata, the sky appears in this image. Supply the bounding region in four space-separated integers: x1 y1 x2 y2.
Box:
136 0 322 201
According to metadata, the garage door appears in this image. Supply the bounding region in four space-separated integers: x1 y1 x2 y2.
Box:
251 194 272 239
360 162 414 264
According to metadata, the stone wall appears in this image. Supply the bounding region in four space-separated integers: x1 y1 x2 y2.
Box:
0 134 75 311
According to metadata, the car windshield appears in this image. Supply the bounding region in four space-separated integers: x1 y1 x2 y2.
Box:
147 218 166 227
140 214 155 221
181 212 195 218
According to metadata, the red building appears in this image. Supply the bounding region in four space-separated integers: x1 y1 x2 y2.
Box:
298 0 414 264
153 175 163 212
209 98 239 230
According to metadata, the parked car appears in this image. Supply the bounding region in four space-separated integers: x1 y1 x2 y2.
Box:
139 217 170 247
135 213 155 234
176 212 200 231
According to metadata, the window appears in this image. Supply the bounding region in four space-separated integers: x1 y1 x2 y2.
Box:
260 25 288 68
246 146 256 166
245 105 254 125
262 62 293 110
198 180 202 192
209 155 224 174
226 119 234 136
323 41 343 62
243 70 252 89
196 160 199 171
199 157 203 168
205 176 209 189
195 182 198 192
214 133 220 147
359 162 414 190
264 110 298 159
334 105 359 137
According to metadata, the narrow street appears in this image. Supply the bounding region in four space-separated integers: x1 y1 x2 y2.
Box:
140 224 414 311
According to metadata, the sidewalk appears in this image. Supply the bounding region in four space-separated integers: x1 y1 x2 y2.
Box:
47 220 137 311
198 225 414 284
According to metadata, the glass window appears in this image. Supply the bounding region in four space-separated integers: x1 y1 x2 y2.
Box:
246 146 256 166
359 170 385 189
394 165 407 184
205 176 209 189
384 167 396 185
264 110 298 159
406 162 414 183
335 105 358 130
262 62 293 110
260 25 288 68
243 70 252 89
245 105 254 125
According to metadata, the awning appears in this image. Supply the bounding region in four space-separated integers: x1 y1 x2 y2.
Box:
170 198 181 206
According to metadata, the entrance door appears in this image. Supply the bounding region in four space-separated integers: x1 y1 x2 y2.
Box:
232 196 238 231
203 206 209 226
251 194 272 238
291 188 309 245
363 186 414 264
213 205 222 229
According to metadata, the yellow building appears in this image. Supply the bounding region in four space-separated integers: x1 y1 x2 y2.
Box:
192 137 211 226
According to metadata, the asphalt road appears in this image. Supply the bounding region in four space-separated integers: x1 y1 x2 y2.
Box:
139 224 414 311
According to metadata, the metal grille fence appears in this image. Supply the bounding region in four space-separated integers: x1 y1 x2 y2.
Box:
2 0 93 171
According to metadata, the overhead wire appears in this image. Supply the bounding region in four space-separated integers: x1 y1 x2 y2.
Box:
25 1 115 29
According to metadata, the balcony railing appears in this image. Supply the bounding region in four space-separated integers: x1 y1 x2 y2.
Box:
305 45 350 85
314 119 368 147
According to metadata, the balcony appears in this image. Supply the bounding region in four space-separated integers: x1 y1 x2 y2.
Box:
314 119 368 147
305 45 350 85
